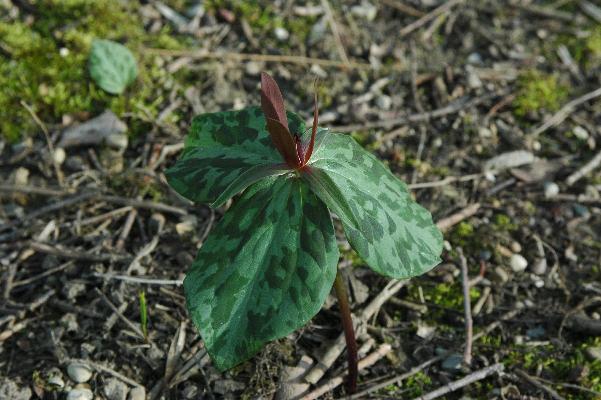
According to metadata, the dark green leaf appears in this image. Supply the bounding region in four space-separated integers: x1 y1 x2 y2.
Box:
166 107 305 207
304 132 443 279
88 39 137 95
184 175 339 370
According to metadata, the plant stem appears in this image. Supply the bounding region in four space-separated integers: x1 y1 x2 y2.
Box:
333 269 358 393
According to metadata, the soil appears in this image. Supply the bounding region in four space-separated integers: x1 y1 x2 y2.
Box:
1 1 601 399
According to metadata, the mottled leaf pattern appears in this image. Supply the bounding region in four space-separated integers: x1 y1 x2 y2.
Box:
304 132 443 279
166 107 305 207
184 175 339 370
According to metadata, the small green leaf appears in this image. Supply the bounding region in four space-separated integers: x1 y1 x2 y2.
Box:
89 39 137 95
166 107 305 207
184 175 339 370
304 132 443 279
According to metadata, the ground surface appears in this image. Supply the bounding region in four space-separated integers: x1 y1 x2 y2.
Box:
1 0 601 399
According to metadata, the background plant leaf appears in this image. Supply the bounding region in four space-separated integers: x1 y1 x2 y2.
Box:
304 132 443 279
88 39 137 95
166 107 305 207
184 175 339 371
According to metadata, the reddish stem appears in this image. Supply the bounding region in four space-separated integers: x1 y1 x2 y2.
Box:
333 269 358 393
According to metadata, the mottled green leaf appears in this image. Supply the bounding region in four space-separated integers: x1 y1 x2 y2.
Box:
166 107 306 207
304 132 443 279
88 39 137 95
184 175 339 370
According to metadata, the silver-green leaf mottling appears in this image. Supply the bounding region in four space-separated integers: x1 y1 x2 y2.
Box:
166 107 306 207
304 132 443 279
183 175 339 371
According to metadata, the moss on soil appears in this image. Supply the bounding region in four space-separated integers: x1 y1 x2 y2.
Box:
0 0 183 142
513 69 567 118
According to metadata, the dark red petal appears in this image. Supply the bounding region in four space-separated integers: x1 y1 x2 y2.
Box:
261 72 289 131
302 90 319 165
266 118 301 168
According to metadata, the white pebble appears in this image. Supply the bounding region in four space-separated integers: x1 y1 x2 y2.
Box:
48 375 65 388
544 182 559 198
53 147 66 165
350 2 377 20
67 388 93 400
67 363 93 383
128 387 146 400
531 258 547 275
375 95 392 111
510 254 528 273
274 27 289 41
573 126 589 140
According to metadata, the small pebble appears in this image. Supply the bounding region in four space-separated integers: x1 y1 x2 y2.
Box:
510 254 528 273
467 52 483 65
103 377 128 400
510 241 522 253
67 363 93 383
585 347 601 362
53 147 66 164
573 126 589 140
67 388 93 400
274 27 289 41
531 258 547 275
442 353 463 372
128 386 146 400
526 326 545 339
0 378 32 400
493 266 509 284
375 95 392 111
478 127 492 138
592 312 600 320
245 61 262 76
48 375 65 388
14 167 29 186
350 1 377 20
544 182 560 198
479 250 492 261
181 384 198 399
466 66 482 89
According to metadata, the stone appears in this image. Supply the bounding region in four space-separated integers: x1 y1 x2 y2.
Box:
67 362 93 383
573 126 589 140
175 215 197 237
128 386 146 400
53 147 66 165
510 254 528 273
103 377 128 400
375 95 392 110
478 127 492 138
48 375 65 388
544 182 560 198
274 27 289 41
531 258 547 275
484 150 535 172
181 384 199 399
350 1 377 20
63 282 87 300
245 61 262 76
493 266 509 284
67 388 93 400
585 347 601 362
0 378 32 400
59 110 128 150
442 353 463 372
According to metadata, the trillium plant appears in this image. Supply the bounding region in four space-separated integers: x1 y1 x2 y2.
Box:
166 72 443 391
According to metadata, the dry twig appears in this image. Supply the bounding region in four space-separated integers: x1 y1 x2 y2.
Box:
412 363 504 400
530 87 601 138
457 248 473 366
